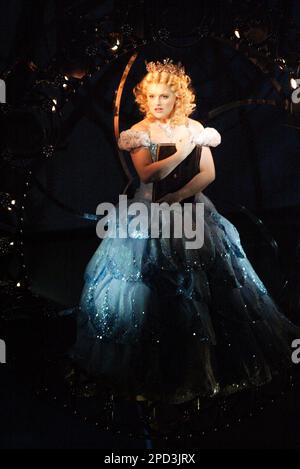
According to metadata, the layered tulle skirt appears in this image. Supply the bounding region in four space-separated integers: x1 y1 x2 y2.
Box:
70 188 299 404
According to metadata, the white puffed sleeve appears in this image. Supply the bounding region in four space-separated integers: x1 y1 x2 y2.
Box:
192 127 221 148
118 129 151 152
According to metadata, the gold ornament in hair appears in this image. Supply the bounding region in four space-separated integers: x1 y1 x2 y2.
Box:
145 58 186 77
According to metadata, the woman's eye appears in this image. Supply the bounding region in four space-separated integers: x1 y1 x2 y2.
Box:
163 95 169 98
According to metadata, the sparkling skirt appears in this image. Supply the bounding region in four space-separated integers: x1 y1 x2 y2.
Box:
70 184 299 404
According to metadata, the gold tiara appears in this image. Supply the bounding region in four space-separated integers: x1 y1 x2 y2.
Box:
145 58 186 77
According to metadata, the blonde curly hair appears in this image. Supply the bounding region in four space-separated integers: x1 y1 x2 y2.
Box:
133 67 196 125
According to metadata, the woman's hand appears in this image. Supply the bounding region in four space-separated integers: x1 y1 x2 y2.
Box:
175 133 196 160
157 192 182 204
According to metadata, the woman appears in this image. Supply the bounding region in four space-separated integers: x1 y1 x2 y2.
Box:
70 58 299 405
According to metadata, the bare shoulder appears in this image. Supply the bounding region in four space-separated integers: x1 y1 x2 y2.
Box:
130 119 149 132
188 118 204 131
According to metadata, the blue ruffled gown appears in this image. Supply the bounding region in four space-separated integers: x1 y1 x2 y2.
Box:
70 128 299 404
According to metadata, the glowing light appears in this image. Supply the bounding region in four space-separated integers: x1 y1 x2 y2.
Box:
277 58 286 70
11 200 16 205
111 37 121 51
234 29 241 39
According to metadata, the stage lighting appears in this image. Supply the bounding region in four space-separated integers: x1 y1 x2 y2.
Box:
276 58 286 71
108 33 122 52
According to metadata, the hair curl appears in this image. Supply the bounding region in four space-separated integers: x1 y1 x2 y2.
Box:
133 69 196 125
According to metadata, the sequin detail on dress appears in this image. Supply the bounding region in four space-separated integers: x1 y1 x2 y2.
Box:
70 128 300 404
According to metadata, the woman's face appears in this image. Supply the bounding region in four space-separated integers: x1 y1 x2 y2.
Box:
146 83 177 121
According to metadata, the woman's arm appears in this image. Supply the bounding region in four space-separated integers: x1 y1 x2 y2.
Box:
130 146 185 184
175 146 216 201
